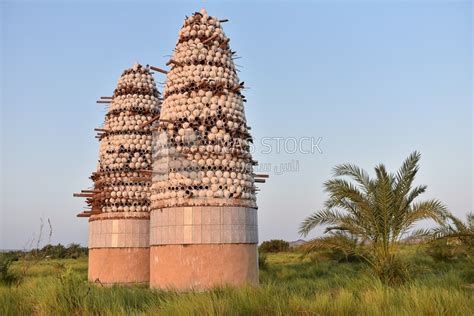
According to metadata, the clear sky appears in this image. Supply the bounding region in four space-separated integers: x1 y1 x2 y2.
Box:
1 1 472 249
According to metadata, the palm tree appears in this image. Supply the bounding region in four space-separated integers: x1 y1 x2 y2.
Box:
299 151 448 283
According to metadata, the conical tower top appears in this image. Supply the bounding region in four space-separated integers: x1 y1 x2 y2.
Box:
151 10 257 209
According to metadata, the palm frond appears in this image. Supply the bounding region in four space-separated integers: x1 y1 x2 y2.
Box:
406 199 448 226
299 209 345 237
446 213 468 232
333 163 372 191
323 179 374 222
403 185 427 207
394 151 421 201
404 228 433 241
300 233 357 254
466 212 474 230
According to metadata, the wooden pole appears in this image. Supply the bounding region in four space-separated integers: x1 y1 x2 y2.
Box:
166 59 183 67
255 174 269 178
254 179 266 183
73 193 95 198
138 169 153 174
140 114 160 128
150 66 168 74
81 189 102 193
100 96 113 100
202 34 218 44
97 100 111 104
219 38 230 49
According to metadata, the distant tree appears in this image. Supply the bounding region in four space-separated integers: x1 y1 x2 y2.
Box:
41 244 67 259
299 152 448 284
38 243 87 259
259 240 290 253
65 243 84 259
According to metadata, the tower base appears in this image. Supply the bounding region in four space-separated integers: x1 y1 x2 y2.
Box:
150 243 258 290
88 213 149 285
88 248 150 285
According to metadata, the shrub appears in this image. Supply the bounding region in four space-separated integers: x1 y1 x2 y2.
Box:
374 255 410 286
259 240 290 253
39 243 88 259
0 254 18 285
426 238 469 262
258 252 268 270
307 248 362 264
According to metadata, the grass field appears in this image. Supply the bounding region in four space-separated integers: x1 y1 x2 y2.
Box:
1 247 473 315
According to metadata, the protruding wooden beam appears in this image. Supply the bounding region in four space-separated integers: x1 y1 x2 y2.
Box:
100 96 113 100
97 100 111 104
150 65 168 74
219 38 230 49
81 189 101 193
138 169 153 174
140 114 160 128
166 59 183 67
255 174 269 178
73 193 95 198
94 128 108 132
219 19 229 23
76 212 91 218
254 179 266 183
231 84 242 93
202 34 218 44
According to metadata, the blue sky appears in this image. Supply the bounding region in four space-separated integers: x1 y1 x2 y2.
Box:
1 1 472 249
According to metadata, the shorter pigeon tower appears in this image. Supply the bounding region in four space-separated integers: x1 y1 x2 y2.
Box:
75 63 161 285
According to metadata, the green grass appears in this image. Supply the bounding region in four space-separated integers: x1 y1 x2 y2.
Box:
1 248 473 315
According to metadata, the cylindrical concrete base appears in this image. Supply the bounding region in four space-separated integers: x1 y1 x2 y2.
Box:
88 247 149 285
150 244 258 290
88 213 150 285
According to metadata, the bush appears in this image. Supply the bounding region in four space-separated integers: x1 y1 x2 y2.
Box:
306 248 362 264
258 252 268 270
259 240 290 253
374 255 411 286
39 243 88 259
426 239 469 262
0 254 18 285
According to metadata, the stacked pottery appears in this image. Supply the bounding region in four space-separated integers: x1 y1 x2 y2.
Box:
151 10 257 209
93 63 161 213
87 63 161 285
149 9 259 290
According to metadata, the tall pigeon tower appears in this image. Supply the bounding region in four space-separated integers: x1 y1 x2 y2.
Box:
150 9 260 289
76 63 161 285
